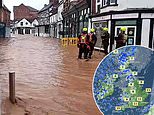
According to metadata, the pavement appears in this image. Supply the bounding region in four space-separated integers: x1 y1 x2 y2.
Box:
0 34 105 115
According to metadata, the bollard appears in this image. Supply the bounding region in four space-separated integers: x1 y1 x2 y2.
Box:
9 72 16 104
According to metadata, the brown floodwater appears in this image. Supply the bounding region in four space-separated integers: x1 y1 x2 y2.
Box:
0 35 105 115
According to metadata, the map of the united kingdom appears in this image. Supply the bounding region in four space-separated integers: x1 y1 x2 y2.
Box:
93 46 154 115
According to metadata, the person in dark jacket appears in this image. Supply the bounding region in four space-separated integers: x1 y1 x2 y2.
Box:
101 27 110 55
77 28 90 59
116 27 127 48
88 28 97 59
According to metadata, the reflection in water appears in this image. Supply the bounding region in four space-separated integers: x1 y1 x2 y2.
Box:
0 35 104 115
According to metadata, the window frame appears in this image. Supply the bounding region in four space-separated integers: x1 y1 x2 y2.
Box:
102 0 118 8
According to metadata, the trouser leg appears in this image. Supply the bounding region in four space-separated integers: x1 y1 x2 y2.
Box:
78 45 84 59
89 44 94 58
103 44 109 54
84 45 88 59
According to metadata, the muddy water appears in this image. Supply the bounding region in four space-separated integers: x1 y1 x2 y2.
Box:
0 35 105 115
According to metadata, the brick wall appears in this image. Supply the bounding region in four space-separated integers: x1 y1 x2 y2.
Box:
3 8 10 26
14 4 38 21
92 0 96 14
0 6 10 26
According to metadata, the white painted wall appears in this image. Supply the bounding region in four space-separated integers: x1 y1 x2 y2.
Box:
57 1 64 39
96 0 102 13
32 19 39 27
16 18 32 28
50 13 58 38
100 0 154 13
141 19 150 47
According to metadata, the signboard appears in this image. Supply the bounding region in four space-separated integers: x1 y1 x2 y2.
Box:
112 13 139 19
115 20 137 26
92 15 110 22
141 13 154 18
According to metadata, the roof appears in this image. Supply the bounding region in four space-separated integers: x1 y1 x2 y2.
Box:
27 6 38 12
3 4 11 13
14 18 36 23
39 3 53 13
15 18 37 24
13 4 38 12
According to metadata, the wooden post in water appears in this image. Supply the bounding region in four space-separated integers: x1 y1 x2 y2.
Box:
9 72 16 104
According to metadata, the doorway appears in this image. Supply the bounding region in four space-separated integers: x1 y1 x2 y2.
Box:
115 26 137 45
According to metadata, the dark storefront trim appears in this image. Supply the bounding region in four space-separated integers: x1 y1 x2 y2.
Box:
110 20 115 52
136 13 142 45
149 19 154 48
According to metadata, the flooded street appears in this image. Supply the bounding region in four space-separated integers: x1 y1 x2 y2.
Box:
0 35 104 115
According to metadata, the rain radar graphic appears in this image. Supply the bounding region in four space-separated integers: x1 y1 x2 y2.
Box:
93 46 154 115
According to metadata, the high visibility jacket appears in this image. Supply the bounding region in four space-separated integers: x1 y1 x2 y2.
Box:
78 34 89 44
89 33 97 45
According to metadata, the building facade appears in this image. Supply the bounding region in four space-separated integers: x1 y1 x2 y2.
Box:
62 0 91 38
14 18 38 35
49 0 59 38
36 4 52 37
56 0 64 39
91 0 154 51
0 3 11 38
13 3 38 21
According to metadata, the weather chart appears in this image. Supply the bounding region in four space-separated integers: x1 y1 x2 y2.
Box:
93 46 154 115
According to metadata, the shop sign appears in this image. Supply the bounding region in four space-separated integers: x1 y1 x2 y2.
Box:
112 13 139 19
92 15 110 22
141 13 154 18
115 20 137 26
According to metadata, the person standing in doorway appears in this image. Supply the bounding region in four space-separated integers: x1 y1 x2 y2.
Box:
88 28 97 59
116 27 127 48
101 27 110 55
77 28 90 59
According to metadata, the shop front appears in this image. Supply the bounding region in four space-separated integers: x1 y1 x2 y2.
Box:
113 20 137 49
93 21 108 48
91 12 140 51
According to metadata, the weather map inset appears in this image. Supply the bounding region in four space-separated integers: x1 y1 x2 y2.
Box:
92 46 154 115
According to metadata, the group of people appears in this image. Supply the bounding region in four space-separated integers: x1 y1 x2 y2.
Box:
77 28 97 59
77 27 127 59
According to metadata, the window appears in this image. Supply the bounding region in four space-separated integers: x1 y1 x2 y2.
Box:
103 0 108 6
102 0 117 7
97 5 101 13
20 22 23 26
110 0 116 4
26 22 28 25
45 25 49 34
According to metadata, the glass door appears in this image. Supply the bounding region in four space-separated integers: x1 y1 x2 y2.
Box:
115 26 136 45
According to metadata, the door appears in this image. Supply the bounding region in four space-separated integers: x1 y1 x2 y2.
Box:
115 26 136 45
0 23 5 38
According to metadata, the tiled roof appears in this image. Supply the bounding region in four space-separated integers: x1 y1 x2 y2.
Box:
39 3 53 13
27 6 38 12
